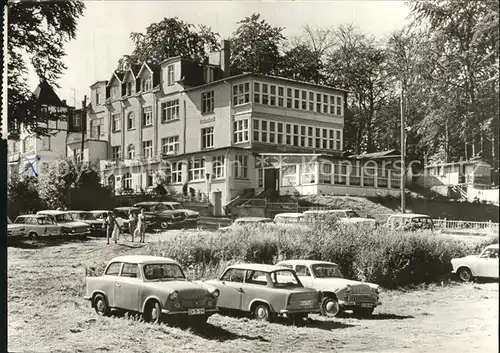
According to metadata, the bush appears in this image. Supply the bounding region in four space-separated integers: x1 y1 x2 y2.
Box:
145 216 499 289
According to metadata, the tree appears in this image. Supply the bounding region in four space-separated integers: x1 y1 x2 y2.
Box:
229 13 286 75
8 177 45 219
7 1 85 140
117 18 220 70
37 159 113 210
280 44 324 83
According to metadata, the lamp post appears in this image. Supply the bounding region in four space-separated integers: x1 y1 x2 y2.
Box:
400 84 406 214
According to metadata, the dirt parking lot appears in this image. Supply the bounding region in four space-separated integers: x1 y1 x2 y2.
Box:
7 232 499 353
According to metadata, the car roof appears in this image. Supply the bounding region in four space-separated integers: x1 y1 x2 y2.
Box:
228 263 291 272
388 213 431 218
235 217 273 221
162 201 180 205
37 210 65 215
274 213 304 218
109 255 179 265
16 214 47 219
485 244 499 249
114 207 140 210
64 210 88 213
90 210 111 213
134 202 161 206
277 259 338 266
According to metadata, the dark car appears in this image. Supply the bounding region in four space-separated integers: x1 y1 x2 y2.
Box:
65 210 106 236
133 202 186 229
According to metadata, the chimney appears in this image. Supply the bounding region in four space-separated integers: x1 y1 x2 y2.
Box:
220 39 230 78
62 99 67 106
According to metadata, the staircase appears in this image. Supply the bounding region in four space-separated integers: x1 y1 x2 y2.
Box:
450 184 468 200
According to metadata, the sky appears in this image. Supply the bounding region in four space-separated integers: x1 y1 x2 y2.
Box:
25 0 412 108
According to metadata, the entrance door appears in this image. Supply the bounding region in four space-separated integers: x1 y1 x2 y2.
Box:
264 168 280 194
212 191 222 216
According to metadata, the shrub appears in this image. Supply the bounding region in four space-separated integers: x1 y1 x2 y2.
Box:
145 216 498 289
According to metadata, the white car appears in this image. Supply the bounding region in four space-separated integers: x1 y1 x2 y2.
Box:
218 217 274 232
304 209 377 226
161 202 200 224
451 244 499 282
276 260 381 317
7 217 26 238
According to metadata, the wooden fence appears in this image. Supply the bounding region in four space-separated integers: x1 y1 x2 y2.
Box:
432 219 498 234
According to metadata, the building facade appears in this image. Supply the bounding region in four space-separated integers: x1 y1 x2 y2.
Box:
90 40 401 214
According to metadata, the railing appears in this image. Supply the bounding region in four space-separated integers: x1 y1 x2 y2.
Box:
433 219 499 234
240 198 267 207
266 202 299 212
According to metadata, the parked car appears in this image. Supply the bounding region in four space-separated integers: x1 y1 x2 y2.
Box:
65 210 106 236
203 263 322 323
112 207 154 232
218 217 274 232
89 210 112 221
451 243 499 282
7 216 26 239
133 202 187 229
385 213 434 231
276 260 381 317
83 255 220 325
11 214 63 239
304 209 377 227
36 210 91 236
273 213 311 230
162 202 200 225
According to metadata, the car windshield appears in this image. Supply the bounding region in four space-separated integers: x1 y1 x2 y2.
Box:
143 263 185 281
14 217 26 224
480 248 498 258
270 270 302 288
170 204 183 210
54 214 74 222
71 212 97 220
312 264 343 278
345 211 359 218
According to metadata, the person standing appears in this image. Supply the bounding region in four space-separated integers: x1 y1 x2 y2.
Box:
136 208 146 243
105 212 114 245
112 214 123 244
128 210 137 242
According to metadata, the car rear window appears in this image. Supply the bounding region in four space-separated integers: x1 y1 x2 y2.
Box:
271 270 301 287
105 262 122 276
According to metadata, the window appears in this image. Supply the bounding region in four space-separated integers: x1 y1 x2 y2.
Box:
257 169 264 188
167 65 175 86
146 172 154 187
316 93 322 113
293 125 299 146
301 163 315 184
96 92 100 105
213 156 225 178
90 118 103 138
286 88 293 108
126 81 134 96
111 146 121 161
336 130 342 150
253 82 260 103
245 271 268 286
308 92 315 111
202 91 214 114
294 89 300 109
278 86 285 107
336 96 343 115
301 90 307 110
233 119 249 143
143 107 152 127
161 100 179 122
105 262 122 276
161 136 179 155
127 112 135 130
234 155 248 179
277 123 283 144
322 129 328 149
127 144 135 159
285 124 292 145
201 127 214 149
323 94 329 113
319 162 332 183
270 85 277 106
282 165 297 186
122 173 132 189
188 158 205 181
253 119 260 141
141 76 152 92
232 82 250 106
121 263 139 278
112 114 121 132
204 67 214 83
262 83 269 105
164 161 182 183
142 140 153 159
295 265 311 277
329 129 335 150
73 149 82 163
221 268 246 283
72 112 81 128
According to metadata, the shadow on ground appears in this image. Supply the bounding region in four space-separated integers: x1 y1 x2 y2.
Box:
8 235 93 249
336 312 414 320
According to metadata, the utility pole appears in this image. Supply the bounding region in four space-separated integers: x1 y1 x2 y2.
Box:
400 84 406 214
81 96 86 163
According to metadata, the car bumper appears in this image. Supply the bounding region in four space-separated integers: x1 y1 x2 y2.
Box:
67 231 91 236
339 300 381 309
161 308 218 315
279 307 321 314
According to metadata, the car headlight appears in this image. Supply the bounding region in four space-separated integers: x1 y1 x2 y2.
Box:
169 290 179 300
211 289 220 298
346 285 352 294
375 286 382 294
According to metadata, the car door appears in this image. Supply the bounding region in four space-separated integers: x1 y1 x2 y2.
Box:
114 263 141 311
294 265 314 288
102 262 122 308
40 216 57 236
216 268 245 310
241 270 268 311
477 248 499 278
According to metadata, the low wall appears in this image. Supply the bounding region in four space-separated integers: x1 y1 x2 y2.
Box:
467 187 499 206
317 184 400 197
238 207 266 218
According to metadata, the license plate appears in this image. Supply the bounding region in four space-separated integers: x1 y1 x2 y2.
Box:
188 308 205 315
300 300 313 307
361 303 373 308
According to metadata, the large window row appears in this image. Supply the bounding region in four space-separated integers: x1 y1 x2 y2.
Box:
252 119 342 151
232 81 344 116
163 156 227 183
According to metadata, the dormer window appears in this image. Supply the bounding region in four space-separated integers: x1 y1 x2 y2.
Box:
167 65 175 86
141 77 152 92
96 92 100 105
126 81 134 96
204 67 214 83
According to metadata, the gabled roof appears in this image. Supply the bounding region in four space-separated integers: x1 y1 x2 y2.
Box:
33 81 66 107
107 71 126 86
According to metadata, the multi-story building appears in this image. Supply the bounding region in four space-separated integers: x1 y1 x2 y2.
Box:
91 40 401 215
7 81 71 180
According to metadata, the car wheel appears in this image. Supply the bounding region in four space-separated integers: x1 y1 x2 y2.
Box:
144 300 162 324
352 308 374 318
458 267 473 282
320 296 340 317
253 303 273 322
28 231 38 240
160 221 170 229
93 294 111 316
